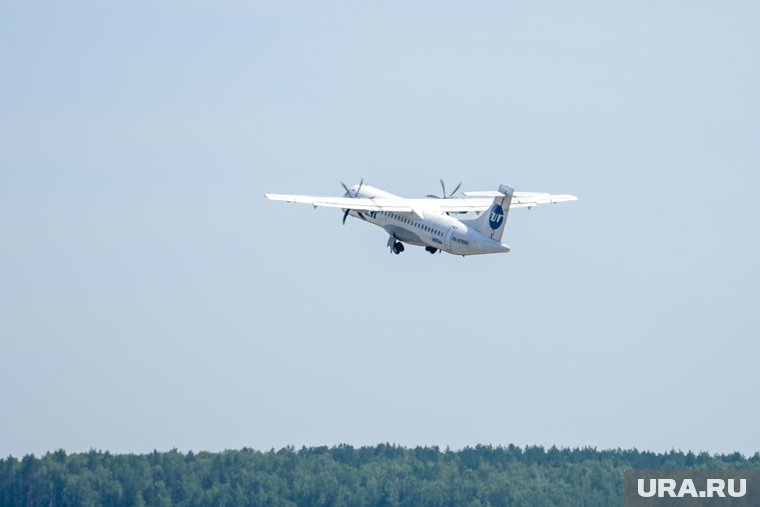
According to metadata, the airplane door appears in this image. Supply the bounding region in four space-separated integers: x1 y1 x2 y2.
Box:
444 226 455 250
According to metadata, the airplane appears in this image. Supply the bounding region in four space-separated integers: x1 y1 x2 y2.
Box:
264 179 577 256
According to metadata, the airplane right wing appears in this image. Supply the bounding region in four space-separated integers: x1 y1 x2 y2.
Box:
463 191 578 209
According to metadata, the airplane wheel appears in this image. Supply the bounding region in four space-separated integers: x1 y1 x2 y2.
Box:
393 242 404 254
425 246 438 254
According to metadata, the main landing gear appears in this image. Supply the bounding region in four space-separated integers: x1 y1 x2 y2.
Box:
387 235 405 255
425 246 439 254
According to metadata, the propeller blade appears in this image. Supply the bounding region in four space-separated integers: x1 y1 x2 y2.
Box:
449 181 462 197
342 208 350 225
340 181 350 194
425 194 441 199
439 177 446 199
355 177 364 196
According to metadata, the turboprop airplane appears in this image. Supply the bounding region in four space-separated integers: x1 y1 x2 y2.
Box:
264 179 577 256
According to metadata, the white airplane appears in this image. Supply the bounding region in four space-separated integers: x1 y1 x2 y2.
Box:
265 180 577 256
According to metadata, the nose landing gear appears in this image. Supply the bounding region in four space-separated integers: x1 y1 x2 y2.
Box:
425 246 438 254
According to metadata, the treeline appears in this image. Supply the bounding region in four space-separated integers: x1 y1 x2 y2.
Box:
1 444 758 507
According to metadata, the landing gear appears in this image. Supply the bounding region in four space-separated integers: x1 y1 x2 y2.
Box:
386 234 405 255
425 246 438 254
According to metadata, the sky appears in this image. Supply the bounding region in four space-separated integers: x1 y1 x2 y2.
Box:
1 1 759 458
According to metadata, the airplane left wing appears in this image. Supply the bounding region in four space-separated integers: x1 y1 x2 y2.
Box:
264 194 415 212
264 193 491 216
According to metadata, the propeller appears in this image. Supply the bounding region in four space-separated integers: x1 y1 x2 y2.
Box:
426 177 462 215
426 177 462 199
340 178 364 225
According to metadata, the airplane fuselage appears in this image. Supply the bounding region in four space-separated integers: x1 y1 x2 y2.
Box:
346 185 510 256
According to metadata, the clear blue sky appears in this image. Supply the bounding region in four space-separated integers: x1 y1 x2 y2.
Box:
2 1 759 458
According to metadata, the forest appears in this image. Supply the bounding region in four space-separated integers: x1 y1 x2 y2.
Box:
2 444 758 507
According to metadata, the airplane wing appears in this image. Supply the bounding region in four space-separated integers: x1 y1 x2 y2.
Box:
264 194 415 212
463 191 578 209
264 192 577 215
264 193 489 217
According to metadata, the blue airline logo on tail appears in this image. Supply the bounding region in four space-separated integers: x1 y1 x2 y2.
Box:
488 204 504 230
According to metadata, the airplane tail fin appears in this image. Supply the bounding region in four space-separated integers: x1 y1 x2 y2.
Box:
465 184 514 242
